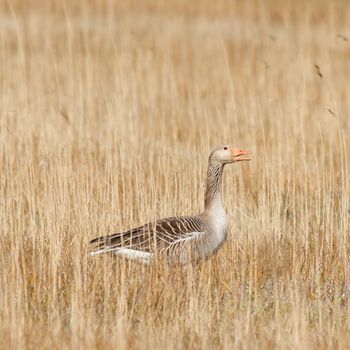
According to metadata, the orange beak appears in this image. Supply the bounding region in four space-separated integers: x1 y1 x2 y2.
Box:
231 147 252 162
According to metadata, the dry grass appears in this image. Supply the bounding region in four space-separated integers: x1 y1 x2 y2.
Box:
1 0 350 349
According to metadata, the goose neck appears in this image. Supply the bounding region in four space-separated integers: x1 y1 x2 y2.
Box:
204 160 225 215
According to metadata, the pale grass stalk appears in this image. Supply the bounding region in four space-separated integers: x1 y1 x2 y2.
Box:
1 0 350 349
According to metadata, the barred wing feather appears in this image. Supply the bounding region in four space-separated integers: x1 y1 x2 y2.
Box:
90 216 207 258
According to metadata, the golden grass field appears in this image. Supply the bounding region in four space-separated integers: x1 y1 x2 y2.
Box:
1 0 350 348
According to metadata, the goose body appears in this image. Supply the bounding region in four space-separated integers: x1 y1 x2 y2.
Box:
90 145 251 264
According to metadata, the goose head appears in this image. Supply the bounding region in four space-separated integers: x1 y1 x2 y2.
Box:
210 145 251 164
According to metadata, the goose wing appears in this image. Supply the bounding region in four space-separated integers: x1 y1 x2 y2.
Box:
89 216 206 256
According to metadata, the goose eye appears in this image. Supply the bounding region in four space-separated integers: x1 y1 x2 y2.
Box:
224 146 228 150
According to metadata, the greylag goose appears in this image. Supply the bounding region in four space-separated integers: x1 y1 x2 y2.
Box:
89 145 251 264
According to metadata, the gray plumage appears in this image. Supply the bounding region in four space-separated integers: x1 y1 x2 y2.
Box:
89 145 251 264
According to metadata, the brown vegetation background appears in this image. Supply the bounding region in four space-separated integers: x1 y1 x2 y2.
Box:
1 0 350 348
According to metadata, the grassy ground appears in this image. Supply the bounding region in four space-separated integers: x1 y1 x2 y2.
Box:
1 0 350 349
